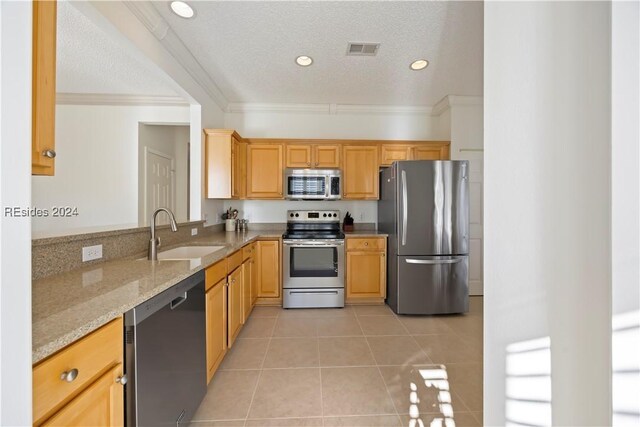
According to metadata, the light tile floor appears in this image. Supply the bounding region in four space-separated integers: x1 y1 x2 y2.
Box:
191 297 483 427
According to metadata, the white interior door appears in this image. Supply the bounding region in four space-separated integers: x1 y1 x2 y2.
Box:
461 150 484 295
145 149 174 225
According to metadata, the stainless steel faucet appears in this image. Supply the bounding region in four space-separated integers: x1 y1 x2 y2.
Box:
148 208 179 261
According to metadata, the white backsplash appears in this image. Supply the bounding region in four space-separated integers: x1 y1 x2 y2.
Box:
223 200 377 224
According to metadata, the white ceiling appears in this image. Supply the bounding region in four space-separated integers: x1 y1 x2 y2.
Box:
153 0 483 106
56 0 179 96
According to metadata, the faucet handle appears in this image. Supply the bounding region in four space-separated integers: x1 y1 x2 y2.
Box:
156 237 161 248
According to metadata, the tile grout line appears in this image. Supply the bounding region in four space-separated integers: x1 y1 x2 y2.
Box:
353 311 403 425
242 310 278 427
317 333 325 427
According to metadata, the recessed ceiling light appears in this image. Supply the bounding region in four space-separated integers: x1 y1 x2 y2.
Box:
295 55 313 67
410 59 429 71
170 1 195 19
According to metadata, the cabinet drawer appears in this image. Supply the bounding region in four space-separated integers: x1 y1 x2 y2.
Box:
33 317 123 425
205 259 227 291
242 243 254 261
226 249 243 272
346 237 386 252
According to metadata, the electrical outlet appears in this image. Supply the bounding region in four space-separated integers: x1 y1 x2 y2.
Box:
191 228 198 236
82 244 102 262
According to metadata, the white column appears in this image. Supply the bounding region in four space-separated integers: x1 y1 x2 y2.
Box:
485 2 612 425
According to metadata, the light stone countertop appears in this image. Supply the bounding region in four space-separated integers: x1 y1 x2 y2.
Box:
32 230 282 364
344 230 389 237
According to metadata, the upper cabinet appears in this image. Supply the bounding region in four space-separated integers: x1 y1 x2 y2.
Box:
204 129 247 199
32 0 57 176
342 145 379 200
285 144 340 168
247 144 284 199
380 142 450 166
204 131 449 200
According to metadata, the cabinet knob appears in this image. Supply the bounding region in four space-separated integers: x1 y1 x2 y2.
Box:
60 369 78 383
116 374 128 385
42 149 56 159
364 242 369 246
315 162 319 166
307 162 311 166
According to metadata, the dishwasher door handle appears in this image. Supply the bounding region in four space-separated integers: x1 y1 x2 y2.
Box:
170 292 188 310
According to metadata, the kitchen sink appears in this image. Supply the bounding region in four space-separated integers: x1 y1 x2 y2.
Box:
157 245 225 260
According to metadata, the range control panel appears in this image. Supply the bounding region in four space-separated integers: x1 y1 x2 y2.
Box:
287 210 340 223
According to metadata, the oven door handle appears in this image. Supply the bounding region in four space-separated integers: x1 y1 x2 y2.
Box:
283 241 344 247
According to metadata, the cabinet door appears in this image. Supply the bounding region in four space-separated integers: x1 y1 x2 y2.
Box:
247 144 284 198
32 0 57 176
42 364 124 427
380 145 411 166
250 245 259 305
346 251 386 299
286 145 312 168
342 146 379 199
227 267 243 347
411 144 450 160
206 279 227 383
241 260 252 322
257 240 281 298
314 145 341 168
232 137 247 199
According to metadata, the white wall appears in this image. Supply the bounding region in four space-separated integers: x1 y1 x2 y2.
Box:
223 200 377 225
611 2 640 425
137 124 190 225
0 1 33 424
485 2 611 426
31 104 189 234
225 109 448 140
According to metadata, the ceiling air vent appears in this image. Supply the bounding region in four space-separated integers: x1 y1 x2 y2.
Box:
346 42 380 56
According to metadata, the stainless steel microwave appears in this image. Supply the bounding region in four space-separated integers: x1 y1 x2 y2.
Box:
284 168 341 200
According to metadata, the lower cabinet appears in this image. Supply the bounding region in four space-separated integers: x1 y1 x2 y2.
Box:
42 365 124 427
250 243 259 306
256 240 281 299
205 276 227 384
32 318 124 426
227 266 243 348
345 237 387 302
242 259 252 323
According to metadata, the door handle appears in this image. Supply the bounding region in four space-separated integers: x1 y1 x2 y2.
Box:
290 291 339 295
405 258 462 265
170 292 188 309
401 170 408 246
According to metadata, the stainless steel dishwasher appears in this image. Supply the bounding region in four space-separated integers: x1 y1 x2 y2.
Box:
125 270 206 427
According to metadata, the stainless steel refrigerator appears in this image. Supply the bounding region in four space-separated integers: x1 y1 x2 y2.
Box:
378 160 469 315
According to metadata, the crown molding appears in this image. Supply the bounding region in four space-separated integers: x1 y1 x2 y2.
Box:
123 1 229 111
56 93 190 106
432 95 483 116
226 102 435 116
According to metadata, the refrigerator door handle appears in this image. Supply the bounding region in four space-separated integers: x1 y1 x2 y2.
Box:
401 170 408 246
405 258 463 265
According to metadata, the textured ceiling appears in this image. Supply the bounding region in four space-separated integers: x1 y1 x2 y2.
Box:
56 0 179 96
153 0 483 106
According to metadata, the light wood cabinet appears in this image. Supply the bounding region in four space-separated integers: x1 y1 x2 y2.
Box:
232 137 247 199
205 273 227 383
346 237 387 302
380 145 412 166
380 142 450 166
285 145 313 168
204 129 246 199
412 144 450 160
241 259 252 323
33 318 124 426
227 266 243 347
342 146 379 200
32 0 57 176
247 144 284 198
285 144 340 168
250 244 259 305
256 240 281 299
42 364 123 427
